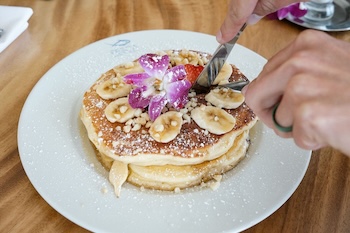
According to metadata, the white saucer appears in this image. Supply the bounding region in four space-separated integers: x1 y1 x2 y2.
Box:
287 0 350 31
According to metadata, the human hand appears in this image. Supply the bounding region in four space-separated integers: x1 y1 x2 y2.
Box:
242 30 350 156
216 0 300 43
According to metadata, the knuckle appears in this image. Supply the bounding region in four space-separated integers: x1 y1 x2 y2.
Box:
293 50 312 62
227 9 247 26
278 52 309 78
284 75 308 99
293 102 325 149
297 102 317 125
296 30 326 47
289 51 311 70
255 1 278 15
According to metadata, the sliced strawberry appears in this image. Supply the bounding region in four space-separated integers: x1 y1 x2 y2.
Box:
184 64 204 84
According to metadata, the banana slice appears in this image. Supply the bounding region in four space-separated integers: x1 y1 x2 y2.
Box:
105 97 137 123
212 62 232 85
191 105 236 135
205 87 245 109
96 77 132 100
114 61 144 76
149 111 183 143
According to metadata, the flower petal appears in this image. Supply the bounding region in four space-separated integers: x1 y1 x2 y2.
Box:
290 3 307 18
275 3 307 20
123 73 151 86
139 54 170 78
148 92 168 121
266 12 279 20
166 79 191 109
163 65 187 83
277 7 290 20
128 86 151 109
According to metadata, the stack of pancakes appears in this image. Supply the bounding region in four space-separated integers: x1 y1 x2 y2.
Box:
80 49 257 197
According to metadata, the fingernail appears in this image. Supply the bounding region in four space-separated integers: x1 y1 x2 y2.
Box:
304 139 325 150
247 14 263 25
216 30 224 44
241 84 249 95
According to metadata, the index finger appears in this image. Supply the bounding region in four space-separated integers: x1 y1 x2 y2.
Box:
216 0 258 44
217 0 303 43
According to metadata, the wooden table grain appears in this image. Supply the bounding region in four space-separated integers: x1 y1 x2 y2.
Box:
1 0 349 232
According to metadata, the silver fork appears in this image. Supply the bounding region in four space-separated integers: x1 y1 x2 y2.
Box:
219 79 249 91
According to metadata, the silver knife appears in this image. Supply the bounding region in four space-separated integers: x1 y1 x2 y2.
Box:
193 23 247 92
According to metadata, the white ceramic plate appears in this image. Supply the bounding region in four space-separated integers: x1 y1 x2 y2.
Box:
18 30 311 233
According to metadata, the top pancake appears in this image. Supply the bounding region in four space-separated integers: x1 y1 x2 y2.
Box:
80 50 257 166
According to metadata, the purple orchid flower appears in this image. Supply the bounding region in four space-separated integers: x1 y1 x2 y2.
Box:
123 53 191 121
268 3 307 20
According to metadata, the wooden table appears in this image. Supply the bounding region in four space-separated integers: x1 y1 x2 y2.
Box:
1 0 349 232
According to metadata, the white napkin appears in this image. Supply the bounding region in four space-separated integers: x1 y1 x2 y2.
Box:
0 6 33 53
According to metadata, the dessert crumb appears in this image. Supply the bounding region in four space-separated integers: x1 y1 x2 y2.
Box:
208 180 221 191
101 186 108 194
174 187 181 193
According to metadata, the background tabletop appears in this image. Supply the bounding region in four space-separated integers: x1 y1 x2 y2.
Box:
1 0 349 232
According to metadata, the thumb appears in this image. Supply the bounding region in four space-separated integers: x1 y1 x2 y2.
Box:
216 0 258 44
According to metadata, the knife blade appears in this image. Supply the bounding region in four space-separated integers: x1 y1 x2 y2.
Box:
193 23 247 92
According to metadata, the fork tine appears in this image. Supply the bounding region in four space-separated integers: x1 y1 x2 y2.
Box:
219 80 249 91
